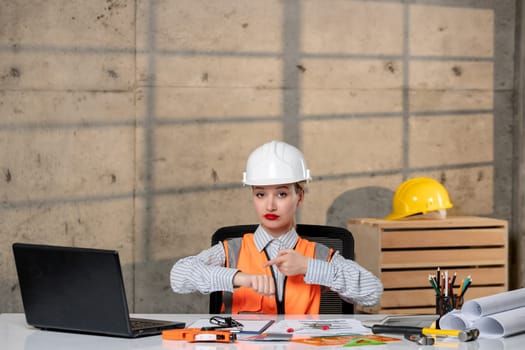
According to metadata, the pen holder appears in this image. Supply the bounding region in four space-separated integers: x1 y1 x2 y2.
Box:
436 294 464 318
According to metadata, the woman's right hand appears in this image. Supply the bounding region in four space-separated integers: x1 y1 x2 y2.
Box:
233 272 275 296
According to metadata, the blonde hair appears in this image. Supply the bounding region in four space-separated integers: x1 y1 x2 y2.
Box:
294 181 307 194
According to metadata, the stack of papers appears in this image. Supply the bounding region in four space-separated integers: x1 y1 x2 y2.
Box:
439 288 525 338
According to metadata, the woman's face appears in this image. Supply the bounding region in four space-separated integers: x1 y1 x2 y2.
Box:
252 183 304 237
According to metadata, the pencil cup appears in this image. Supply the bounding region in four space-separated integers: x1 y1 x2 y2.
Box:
435 294 463 317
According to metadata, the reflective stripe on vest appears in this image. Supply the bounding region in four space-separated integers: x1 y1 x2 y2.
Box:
223 234 333 314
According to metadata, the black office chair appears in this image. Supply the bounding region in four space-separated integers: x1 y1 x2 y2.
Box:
209 224 355 314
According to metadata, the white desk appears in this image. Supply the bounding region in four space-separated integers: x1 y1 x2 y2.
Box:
1 313 524 349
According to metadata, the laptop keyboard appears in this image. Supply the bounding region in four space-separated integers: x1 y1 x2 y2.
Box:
130 318 166 330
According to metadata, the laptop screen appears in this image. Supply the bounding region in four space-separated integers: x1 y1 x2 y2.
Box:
13 243 144 336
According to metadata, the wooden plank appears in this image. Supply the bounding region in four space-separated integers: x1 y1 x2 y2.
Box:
379 307 436 315
349 216 507 230
381 248 507 268
348 222 382 277
381 267 507 289
381 229 506 249
381 286 506 308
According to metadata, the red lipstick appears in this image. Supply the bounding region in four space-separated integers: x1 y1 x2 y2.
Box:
264 214 279 220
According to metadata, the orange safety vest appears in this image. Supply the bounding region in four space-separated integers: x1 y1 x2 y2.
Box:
223 233 332 314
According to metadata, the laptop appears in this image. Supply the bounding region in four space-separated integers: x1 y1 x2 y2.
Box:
12 242 185 338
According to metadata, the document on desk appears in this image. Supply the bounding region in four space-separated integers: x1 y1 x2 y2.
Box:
266 319 372 336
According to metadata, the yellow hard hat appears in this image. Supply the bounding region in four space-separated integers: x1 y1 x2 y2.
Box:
385 177 453 220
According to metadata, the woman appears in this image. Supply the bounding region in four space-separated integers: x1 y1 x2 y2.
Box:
170 141 383 314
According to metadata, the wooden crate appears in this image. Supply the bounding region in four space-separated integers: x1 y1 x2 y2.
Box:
348 216 508 314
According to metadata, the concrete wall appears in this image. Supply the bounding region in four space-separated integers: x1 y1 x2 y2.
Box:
1 0 521 313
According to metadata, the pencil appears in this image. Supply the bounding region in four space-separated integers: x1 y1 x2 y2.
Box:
457 279 465 297
445 270 449 297
451 272 457 289
429 275 441 296
436 267 441 293
462 279 472 296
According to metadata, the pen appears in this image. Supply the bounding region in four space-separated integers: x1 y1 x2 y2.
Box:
201 326 233 331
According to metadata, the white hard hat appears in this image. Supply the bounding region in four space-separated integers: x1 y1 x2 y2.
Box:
243 141 312 186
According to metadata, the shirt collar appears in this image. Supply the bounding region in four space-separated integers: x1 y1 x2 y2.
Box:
253 225 299 252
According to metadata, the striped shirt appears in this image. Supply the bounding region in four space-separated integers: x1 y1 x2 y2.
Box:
170 225 383 307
